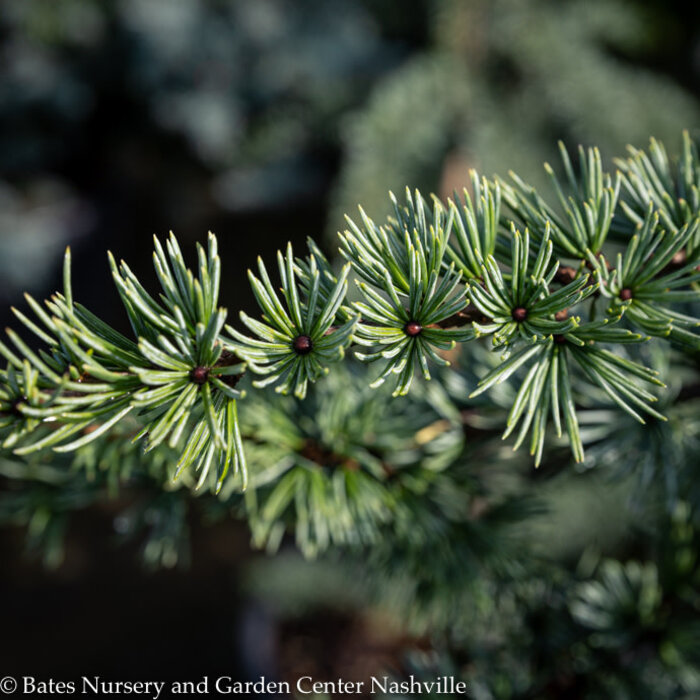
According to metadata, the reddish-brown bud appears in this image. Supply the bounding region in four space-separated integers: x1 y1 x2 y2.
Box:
190 366 209 384
554 266 577 285
404 320 422 337
512 307 528 322
292 335 313 355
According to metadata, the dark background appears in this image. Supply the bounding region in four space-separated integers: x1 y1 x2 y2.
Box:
1 0 699 692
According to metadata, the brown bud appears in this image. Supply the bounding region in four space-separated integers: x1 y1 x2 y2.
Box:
190 366 209 384
404 320 422 337
512 307 528 322
554 266 577 285
292 334 313 355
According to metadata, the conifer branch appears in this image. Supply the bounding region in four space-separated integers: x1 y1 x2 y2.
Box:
1 133 699 512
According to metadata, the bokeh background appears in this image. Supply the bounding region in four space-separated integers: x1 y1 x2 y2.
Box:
1 0 699 695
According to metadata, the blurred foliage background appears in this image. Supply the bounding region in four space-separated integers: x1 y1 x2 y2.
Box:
1 0 699 697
